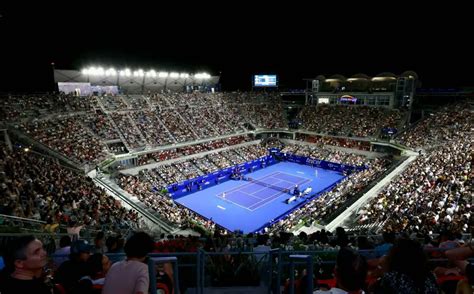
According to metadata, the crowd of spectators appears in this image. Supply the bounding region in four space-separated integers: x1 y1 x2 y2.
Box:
267 156 390 233
356 103 473 235
298 105 404 137
21 117 108 165
5 92 288 166
280 143 369 167
0 144 140 234
296 134 372 151
1 228 472 294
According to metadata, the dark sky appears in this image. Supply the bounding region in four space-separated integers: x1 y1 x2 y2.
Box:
1 4 472 92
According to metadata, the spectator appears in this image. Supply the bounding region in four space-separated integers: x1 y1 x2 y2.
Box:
372 239 439 294
85 253 112 287
445 239 474 294
55 239 93 293
67 220 84 241
314 247 368 294
93 232 106 254
374 231 395 258
0 235 51 294
102 232 155 294
52 235 72 268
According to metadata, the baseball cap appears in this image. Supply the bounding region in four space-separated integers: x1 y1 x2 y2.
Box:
71 240 93 254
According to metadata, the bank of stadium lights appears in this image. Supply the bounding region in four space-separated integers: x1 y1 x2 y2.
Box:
119 69 132 77
146 70 156 77
195 73 211 79
133 69 145 77
81 66 207 79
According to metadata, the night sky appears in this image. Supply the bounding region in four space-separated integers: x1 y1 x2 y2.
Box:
1 4 472 93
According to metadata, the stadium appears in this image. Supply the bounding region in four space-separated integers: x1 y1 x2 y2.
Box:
0 6 473 292
1 63 472 293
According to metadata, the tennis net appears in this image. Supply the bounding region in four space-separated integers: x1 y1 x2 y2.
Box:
244 177 292 193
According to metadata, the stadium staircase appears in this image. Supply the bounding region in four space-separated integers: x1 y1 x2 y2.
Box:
104 113 133 152
140 94 155 109
124 112 148 148
153 110 178 144
119 95 131 108
173 108 200 139
215 108 240 133
325 151 418 232
295 150 419 234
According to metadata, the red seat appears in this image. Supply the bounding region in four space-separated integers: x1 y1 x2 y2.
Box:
316 278 336 289
54 283 66 294
157 282 170 294
436 274 465 285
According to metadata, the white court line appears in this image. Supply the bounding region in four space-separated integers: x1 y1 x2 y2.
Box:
249 177 312 211
274 171 313 182
214 171 313 211
220 171 282 195
246 184 272 199
249 177 312 210
217 205 226 210
236 189 265 200
248 187 287 211
214 193 256 211
296 171 305 174
247 179 293 210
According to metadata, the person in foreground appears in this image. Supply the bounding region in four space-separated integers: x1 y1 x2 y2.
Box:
314 247 368 294
102 231 155 294
0 235 52 294
372 238 439 294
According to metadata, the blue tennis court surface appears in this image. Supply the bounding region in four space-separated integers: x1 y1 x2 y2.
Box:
219 171 311 211
175 162 345 233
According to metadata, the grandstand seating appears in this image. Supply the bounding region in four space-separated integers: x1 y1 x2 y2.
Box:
0 90 473 294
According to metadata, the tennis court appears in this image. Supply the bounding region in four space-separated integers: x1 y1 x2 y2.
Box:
175 161 345 233
217 171 311 211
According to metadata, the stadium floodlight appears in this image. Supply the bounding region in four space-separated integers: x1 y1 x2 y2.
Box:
81 69 89 75
120 69 132 77
88 67 104 76
96 67 105 76
105 68 117 76
195 73 211 79
133 70 144 77
158 72 169 78
180 73 189 78
87 67 96 75
146 70 157 77
169 72 179 78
